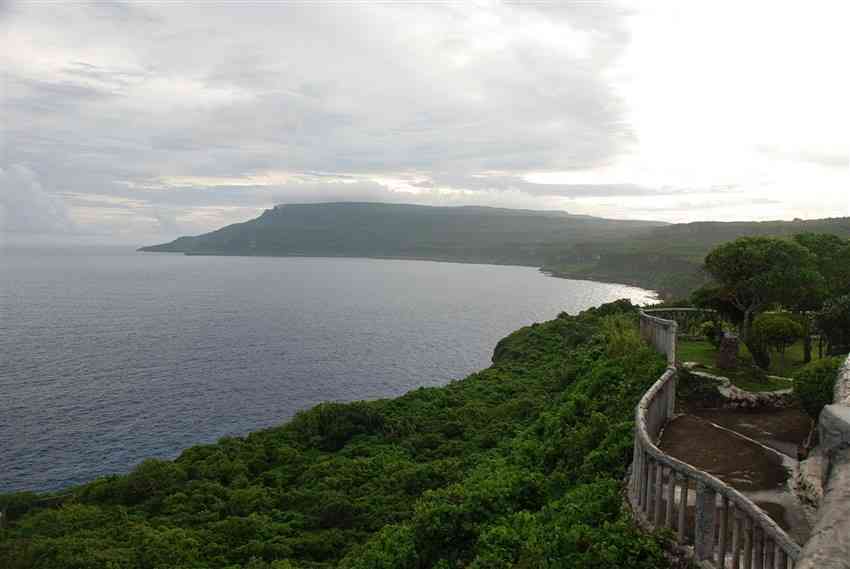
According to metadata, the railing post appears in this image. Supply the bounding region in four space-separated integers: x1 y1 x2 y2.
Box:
743 517 753 569
667 370 676 419
665 466 675 528
753 527 764 569
695 480 717 561
677 474 688 544
641 453 651 513
764 538 774 569
654 461 665 523
646 460 656 518
718 495 729 568
669 321 678 364
631 440 641 503
732 507 742 569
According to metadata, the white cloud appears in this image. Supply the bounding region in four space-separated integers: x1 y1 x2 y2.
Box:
1 0 847 241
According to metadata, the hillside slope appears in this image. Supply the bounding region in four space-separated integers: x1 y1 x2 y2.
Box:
544 217 850 298
141 203 850 299
139 202 666 268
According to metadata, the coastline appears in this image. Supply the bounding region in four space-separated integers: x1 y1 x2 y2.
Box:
139 248 663 301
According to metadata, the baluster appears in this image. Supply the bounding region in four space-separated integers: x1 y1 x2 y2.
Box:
743 517 753 569
764 538 774 569
718 496 729 568
753 526 764 569
677 474 688 543
654 461 665 524
694 481 717 561
665 466 675 528
641 453 650 514
667 372 676 418
636 449 644 508
630 443 636 502
731 507 741 569
753 527 764 569
775 545 786 569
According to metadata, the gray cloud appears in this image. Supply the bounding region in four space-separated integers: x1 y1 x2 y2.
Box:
3 1 651 240
0 164 75 234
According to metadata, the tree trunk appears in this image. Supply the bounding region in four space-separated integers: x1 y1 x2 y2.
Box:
803 334 813 363
741 309 771 370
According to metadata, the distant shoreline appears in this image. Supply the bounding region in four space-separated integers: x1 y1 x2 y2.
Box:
139 248 661 301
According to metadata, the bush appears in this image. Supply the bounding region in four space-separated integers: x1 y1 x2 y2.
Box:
599 314 643 358
752 313 804 373
700 321 722 347
793 357 842 419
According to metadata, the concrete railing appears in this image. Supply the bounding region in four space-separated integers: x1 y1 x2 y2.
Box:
643 307 717 334
631 310 801 568
640 309 678 365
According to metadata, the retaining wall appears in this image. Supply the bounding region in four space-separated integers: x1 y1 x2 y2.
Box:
797 354 850 569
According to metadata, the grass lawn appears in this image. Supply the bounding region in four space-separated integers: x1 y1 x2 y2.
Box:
676 338 824 392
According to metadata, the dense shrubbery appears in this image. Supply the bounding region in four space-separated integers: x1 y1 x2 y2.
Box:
793 357 843 419
0 301 668 569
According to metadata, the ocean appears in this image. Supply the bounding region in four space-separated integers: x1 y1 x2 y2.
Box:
0 247 654 493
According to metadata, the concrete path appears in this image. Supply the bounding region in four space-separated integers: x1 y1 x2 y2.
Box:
659 408 813 545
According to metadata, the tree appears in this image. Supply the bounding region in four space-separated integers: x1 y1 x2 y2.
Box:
791 233 850 361
816 295 850 355
793 233 850 299
752 313 804 375
703 237 822 369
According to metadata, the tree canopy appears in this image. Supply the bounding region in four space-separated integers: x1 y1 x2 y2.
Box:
702 236 821 367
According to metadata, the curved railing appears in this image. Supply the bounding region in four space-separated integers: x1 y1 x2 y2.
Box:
639 309 679 365
630 310 801 568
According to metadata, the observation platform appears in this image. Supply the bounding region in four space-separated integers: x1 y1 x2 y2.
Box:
659 409 812 545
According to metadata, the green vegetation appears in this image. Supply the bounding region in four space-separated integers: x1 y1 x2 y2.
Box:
793 357 844 419
817 295 850 355
677 339 796 392
139 203 664 269
689 233 850 373
0 301 669 569
700 237 820 368
139 202 850 300
751 314 805 375
546 218 850 298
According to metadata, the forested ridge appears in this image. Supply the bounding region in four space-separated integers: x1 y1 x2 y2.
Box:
0 301 669 569
140 202 850 299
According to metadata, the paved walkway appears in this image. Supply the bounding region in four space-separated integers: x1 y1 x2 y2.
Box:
659 408 813 545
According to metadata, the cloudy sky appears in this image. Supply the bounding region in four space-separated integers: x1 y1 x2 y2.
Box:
2 1 848 244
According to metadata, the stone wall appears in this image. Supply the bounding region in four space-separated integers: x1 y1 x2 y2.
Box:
798 354 850 569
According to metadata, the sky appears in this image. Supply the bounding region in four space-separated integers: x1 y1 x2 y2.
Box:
2 0 848 245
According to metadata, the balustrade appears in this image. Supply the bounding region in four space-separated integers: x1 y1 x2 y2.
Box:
630 310 801 568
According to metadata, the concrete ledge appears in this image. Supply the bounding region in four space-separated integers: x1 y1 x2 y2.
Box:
833 355 850 406
819 404 850 451
796 447 850 569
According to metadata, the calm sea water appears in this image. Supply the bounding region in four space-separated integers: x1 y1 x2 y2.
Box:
0 247 655 493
